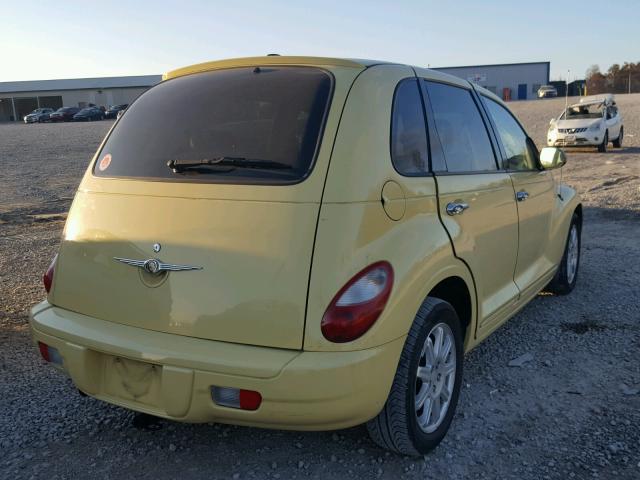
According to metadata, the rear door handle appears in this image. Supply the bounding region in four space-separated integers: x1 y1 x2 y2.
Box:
516 191 529 202
446 202 469 216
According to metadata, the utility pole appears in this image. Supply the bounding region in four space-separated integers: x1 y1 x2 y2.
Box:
565 69 570 112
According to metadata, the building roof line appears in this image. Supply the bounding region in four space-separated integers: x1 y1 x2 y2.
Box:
0 75 162 94
434 61 550 70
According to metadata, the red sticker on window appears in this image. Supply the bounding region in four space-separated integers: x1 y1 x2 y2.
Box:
98 154 112 171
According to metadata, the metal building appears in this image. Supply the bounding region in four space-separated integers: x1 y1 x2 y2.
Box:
434 62 550 101
0 75 161 122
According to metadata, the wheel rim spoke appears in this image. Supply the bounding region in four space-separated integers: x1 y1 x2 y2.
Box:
417 365 432 381
440 335 452 363
441 361 455 376
566 226 579 283
418 398 433 429
415 385 429 410
440 385 451 402
425 337 436 365
431 396 441 424
433 327 443 359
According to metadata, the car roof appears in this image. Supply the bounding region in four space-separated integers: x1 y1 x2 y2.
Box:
163 56 381 80
162 56 517 110
162 56 468 88
576 94 615 107
570 99 606 108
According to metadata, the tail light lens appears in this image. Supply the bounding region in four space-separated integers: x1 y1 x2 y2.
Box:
43 254 58 293
37 342 63 365
321 261 394 343
212 386 262 411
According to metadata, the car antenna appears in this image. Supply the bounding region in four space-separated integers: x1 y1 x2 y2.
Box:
565 69 570 118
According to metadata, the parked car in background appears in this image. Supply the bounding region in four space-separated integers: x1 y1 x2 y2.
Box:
30 56 582 457
23 108 55 123
72 107 106 122
538 85 558 98
547 94 623 152
49 107 81 122
105 104 128 119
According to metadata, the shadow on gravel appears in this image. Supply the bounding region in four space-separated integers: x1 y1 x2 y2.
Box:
583 205 640 222
560 319 607 334
0 198 70 225
561 147 630 154
613 146 640 154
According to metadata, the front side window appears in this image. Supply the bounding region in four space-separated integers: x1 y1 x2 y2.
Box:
390 79 429 175
94 66 333 184
483 97 538 171
425 81 496 173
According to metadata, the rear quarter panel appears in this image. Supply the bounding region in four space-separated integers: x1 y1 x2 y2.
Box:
305 65 476 352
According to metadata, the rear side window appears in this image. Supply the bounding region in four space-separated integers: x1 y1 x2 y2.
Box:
425 81 496 173
483 97 538 171
94 67 333 184
390 79 429 175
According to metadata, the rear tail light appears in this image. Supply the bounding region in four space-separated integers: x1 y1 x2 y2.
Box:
212 386 262 411
321 261 394 343
37 342 63 365
43 254 58 294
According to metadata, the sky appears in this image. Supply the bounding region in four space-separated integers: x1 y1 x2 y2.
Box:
1 0 638 83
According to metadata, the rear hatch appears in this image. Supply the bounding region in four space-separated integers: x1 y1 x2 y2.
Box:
51 63 359 349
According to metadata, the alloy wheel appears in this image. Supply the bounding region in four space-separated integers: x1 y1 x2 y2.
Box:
415 322 456 433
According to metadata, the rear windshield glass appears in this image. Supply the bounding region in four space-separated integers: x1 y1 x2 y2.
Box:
94 66 333 184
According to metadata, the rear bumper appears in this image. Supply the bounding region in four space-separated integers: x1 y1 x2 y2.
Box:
30 301 403 430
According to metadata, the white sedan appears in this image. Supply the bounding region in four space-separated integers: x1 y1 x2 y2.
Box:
547 94 623 152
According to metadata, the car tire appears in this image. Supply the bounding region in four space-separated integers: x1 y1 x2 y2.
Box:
546 212 581 295
597 131 608 152
612 127 623 148
366 297 463 456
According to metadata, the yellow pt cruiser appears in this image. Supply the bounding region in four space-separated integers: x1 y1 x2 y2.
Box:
31 56 581 455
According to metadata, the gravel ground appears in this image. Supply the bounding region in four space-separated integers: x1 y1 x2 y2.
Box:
1 95 639 480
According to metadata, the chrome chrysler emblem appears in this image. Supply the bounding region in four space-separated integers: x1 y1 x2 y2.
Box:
144 259 161 274
114 257 202 274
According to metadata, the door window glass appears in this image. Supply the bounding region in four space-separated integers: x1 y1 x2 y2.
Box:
483 97 537 171
390 79 429 175
425 81 496 172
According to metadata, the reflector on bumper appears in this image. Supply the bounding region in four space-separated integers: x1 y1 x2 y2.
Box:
38 341 63 365
211 386 262 411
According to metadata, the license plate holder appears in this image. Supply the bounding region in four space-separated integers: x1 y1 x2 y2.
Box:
103 355 162 406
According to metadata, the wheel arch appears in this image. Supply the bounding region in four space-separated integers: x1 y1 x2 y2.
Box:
574 203 583 229
406 257 477 352
426 275 474 351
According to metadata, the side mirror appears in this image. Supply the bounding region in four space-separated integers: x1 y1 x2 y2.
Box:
540 147 567 170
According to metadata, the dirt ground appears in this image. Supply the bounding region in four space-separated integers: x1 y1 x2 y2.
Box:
1 95 639 480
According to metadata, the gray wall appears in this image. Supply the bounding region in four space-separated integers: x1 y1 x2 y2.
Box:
0 87 149 121
434 62 550 101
